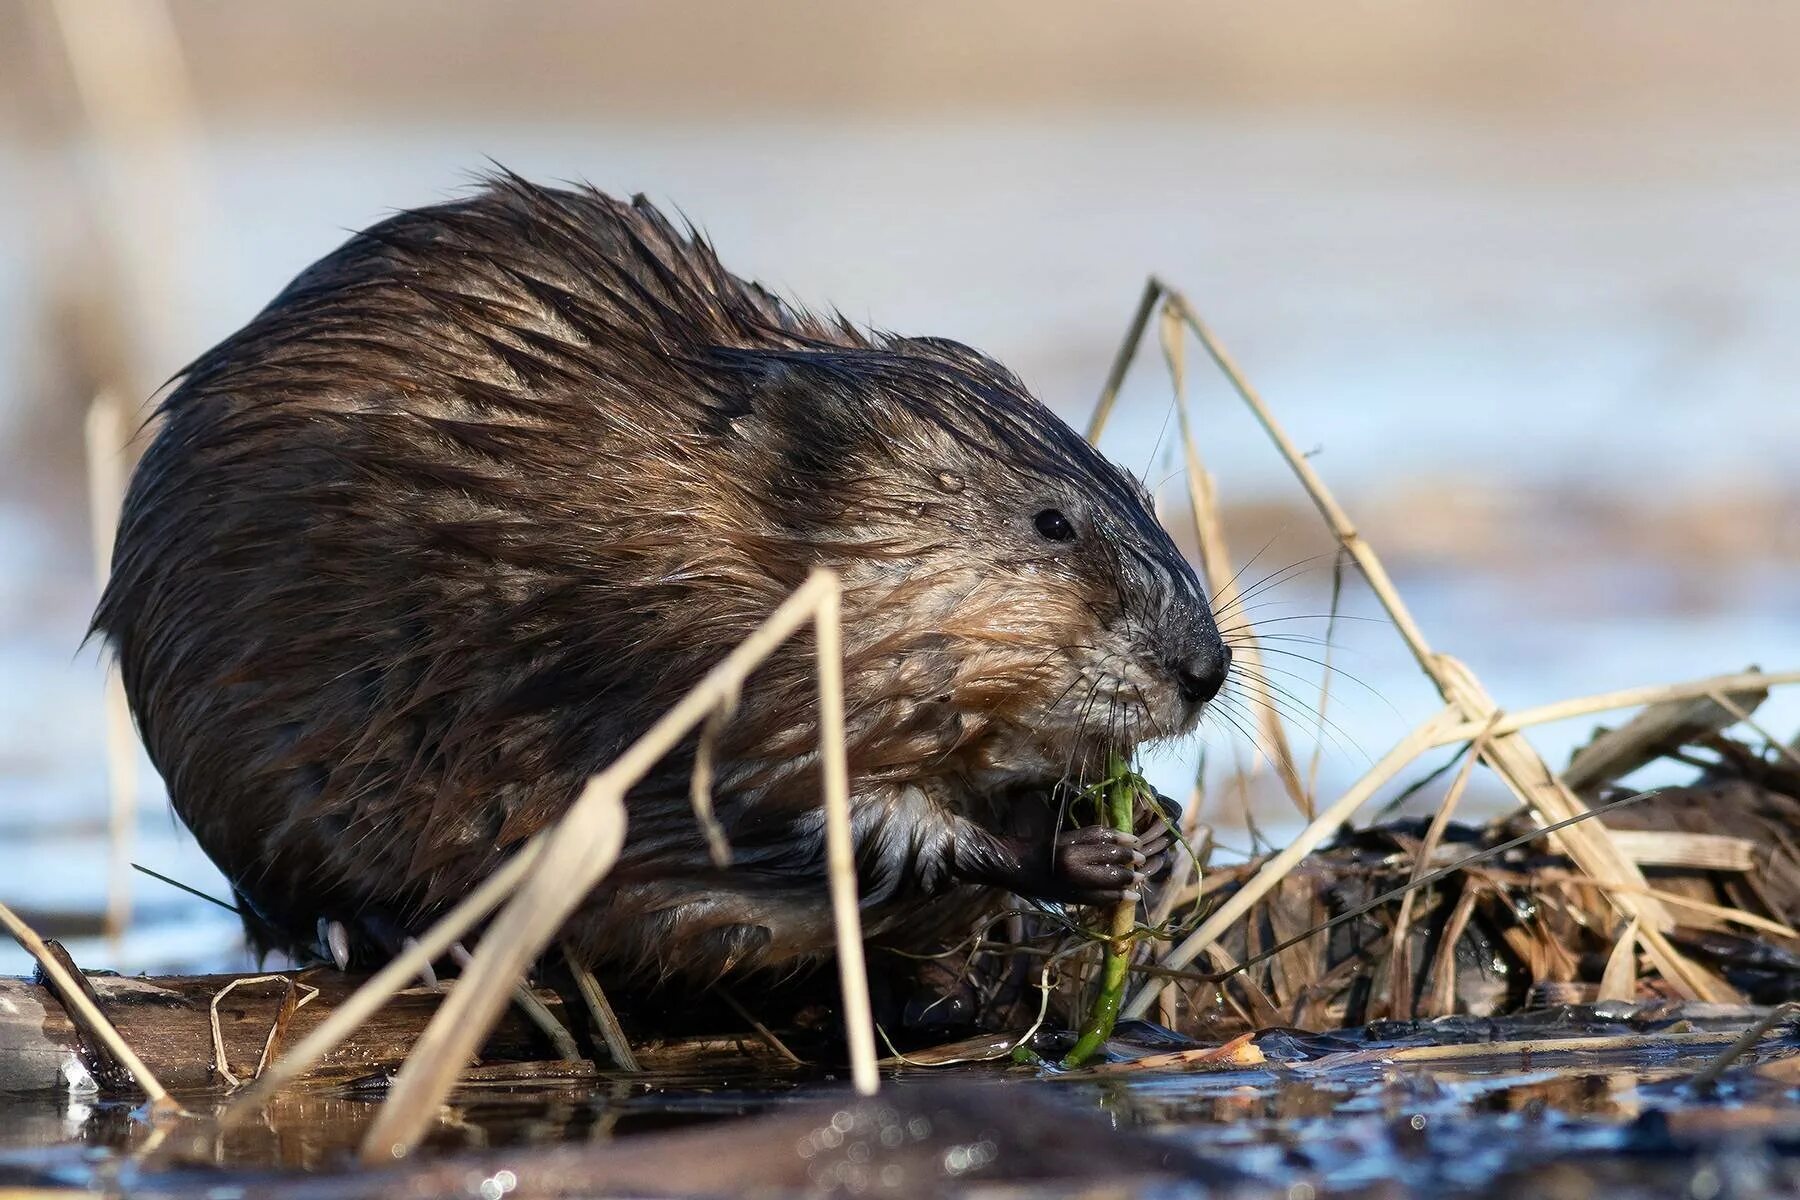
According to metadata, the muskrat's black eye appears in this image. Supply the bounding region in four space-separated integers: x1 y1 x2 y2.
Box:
1033 508 1076 542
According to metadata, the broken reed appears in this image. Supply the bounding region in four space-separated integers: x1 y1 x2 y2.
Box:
193 568 877 1164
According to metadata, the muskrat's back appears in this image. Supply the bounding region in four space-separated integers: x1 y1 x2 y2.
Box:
96 174 1229 981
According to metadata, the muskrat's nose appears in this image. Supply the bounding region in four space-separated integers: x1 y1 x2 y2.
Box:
1172 642 1232 705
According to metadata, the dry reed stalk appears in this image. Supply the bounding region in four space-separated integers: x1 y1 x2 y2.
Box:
445 943 580 1062
1429 669 1800 747
0 900 175 1112
1084 278 1161 443
1605 831 1757 873
562 942 640 1071
1598 917 1642 1003
361 570 872 1162
812 581 881 1095
1424 883 1482 1018
1123 706 1465 1018
47 0 208 373
83 394 137 943
1550 879 1800 941
1154 304 1309 817
1709 689 1800 771
1096 278 1751 1008
1387 727 1491 1019
1305 553 1349 800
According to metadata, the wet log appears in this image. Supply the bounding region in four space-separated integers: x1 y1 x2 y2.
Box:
0 969 784 1094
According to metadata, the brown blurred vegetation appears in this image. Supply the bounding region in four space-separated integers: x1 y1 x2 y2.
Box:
7 0 1800 135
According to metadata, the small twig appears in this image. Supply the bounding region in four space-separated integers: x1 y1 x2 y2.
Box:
210 974 296 1089
716 985 803 1066
561 942 640 1072
447 944 581 1062
1690 1002 1800 1090
254 979 319 1081
1709 689 1800 771
0 901 175 1112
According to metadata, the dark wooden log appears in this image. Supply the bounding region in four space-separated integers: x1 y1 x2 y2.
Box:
0 969 787 1094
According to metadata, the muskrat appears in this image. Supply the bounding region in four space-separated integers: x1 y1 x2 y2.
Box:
95 173 1229 983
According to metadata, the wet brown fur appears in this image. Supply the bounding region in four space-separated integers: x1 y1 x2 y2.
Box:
95 174 1224 981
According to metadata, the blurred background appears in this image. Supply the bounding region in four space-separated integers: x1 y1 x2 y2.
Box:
2 1 1796 975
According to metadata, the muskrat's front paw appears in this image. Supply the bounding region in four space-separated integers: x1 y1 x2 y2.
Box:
1054 825 1146 905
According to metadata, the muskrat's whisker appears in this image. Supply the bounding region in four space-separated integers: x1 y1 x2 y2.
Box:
1211 683 1361 766
1205 555 1329 620
1209 531 1286 601
1198 693 1263 754
1220 671 1366 761
1234 650 1394 712
1218 612 1391 631
1214 548 1340 606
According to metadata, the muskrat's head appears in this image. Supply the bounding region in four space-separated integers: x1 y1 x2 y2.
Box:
716 339 1229 785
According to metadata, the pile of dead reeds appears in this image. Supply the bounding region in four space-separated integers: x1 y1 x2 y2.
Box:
974 280 1800 1046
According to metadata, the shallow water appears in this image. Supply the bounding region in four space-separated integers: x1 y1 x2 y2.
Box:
3 1007 1799 1197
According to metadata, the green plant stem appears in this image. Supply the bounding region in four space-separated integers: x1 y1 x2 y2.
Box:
1061 755 1143 1068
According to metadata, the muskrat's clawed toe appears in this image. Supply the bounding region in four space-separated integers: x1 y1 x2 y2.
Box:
317 918 352 972
1053 826 1150 903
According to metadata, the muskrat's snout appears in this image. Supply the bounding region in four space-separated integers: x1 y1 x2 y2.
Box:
1171 640 1231 705
1159 585 1232 718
